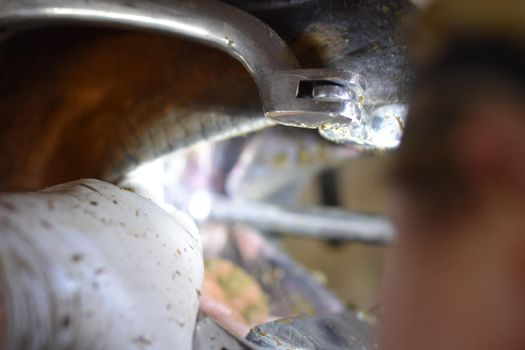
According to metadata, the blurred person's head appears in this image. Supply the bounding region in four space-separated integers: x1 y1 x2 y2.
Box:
381 1 525 349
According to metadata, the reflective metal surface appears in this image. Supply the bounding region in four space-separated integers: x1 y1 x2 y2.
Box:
0 0 416 190
202 194 394 244
226 0 414 108
0 0 298 105
229 0 416 148
0 0 367 134
320 103 408 150
268 69 366 128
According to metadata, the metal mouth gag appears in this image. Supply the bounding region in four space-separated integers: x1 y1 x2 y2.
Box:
0 0 405 149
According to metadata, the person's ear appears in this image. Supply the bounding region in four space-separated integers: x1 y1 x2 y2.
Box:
453 103 525 193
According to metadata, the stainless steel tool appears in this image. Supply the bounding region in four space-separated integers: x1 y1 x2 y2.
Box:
0 0 407 149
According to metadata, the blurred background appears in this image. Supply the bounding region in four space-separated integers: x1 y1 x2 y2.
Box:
123 126 391 314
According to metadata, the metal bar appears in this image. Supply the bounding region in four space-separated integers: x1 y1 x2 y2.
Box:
208 195 394 244
0 0 298 114
0 0 367 132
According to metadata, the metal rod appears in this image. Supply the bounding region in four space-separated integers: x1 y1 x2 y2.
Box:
208 195 394 244
0 0 366 132
0 0 298 114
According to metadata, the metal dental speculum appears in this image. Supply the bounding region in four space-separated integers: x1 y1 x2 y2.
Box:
267 69 366 128
0 0 404 149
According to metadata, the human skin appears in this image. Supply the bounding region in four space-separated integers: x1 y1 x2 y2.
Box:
380 101 525 350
